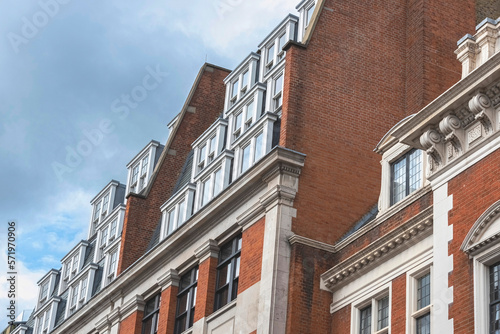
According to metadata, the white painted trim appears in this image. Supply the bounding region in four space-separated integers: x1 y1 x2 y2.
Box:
405 261 433 334
350 283 392 334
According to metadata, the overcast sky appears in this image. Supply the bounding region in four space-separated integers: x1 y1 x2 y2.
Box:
0 0 299 327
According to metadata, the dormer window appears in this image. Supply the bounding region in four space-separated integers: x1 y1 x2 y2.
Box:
107 251 117 283
241 144 251 173
231 79 239 106
273 73 284 111
93 202 101 223
208 136 217 163
198 144 206 170
245 101 255 129
79 278 87 303
131 165 140 188
69 285 78 312
390 149 422 205
43 310 49 331
109 219 118 240
63 263 70 280
100 227 108 248
266 44 275 70
278 33 287 61
241 71 249 93
306 3 316 28
234 112 243 139
141 155 149 176
72 255 79 273
102 194 109 216
39 281 49 301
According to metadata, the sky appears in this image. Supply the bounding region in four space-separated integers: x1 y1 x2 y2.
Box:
0 0 299 328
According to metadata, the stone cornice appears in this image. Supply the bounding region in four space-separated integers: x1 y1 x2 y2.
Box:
288 234 336 253
157 269 181 290
461 199 500 255
194 239 219 262
321 212 433 291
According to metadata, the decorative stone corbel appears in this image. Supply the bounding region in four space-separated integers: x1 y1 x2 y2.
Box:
420 129 444 174
439 114 464 160
469 93 494 134
476 26 498 63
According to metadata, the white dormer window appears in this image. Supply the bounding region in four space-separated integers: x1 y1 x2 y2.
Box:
241 144 251 173
141 155 149 176
165 199 187 237
234 112 243 139
208 135 217 163
131 165 140 187
36 315 43 334
72 255 79 273
100 227 108 248
80 278 87 302
391 149 422 205
63 263 70 280
200 167 224 207
109 219 118 240
241 71 249 93
305 3 315 28
70 285 78 310
93 202 101 222
198 144 207 170
43 310 49 330
273 73 284 111
231 79 239 106
266 43 275 70
39 281 49 301
107 251 117 283
278 33 287 61
102 194 109 217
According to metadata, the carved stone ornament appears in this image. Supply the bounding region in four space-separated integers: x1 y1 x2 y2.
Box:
461 199 500 255
469 93 494 133
420 129 443 171
439 114 463 154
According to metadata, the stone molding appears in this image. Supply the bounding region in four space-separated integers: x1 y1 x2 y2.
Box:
288 234 336 253
321 213 433 291
157 269 181 290
461 199 500 255
194 239 219 262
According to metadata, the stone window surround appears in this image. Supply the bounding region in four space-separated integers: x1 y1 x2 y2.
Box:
350 284 391 334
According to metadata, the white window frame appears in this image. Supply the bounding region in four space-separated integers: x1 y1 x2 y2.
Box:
39 281 49 301
101 193 110 216
351 285 391 334
93 201 101 223
107 250 118 283
406 264 433 334
72 255 79 273
472 244 500 333
273 72 284 111
265 31 288 73
79 277 88 303
109 219 118 241
305 1 316 28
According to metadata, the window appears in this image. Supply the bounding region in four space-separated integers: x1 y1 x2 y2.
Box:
241 71 249 93
234 112 243 139
254 132 264 162
391 149 422 205
102 194 110 216
80 278 87 302
43 310 49 330
70 285 78 311
409 271 431 334
72 255 79 273
208 135 217 163
141 155 149 176
36 316 43 334
215 235 242 310
63 263 70 280
100 227 108 247
245 100 255 130
231 79 239 105
107 251 117 282
490 262 500 333
40 282 49 301
142 294 161 334
241 144 251 173
175 267 198 334
177 200 186 227
93 202 101 222
109 219 118 240
273 73 284 110
213 168 223 197
278 33 287 61
266 44 275 69
201 178 211 206
132 165 140 185
355 294 390 334
198 144 206 170
167 208 176 236
306 3 316 27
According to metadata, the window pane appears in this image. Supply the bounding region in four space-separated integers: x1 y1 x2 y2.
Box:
199 144 206 164
217 286 229 308
278 33 287 51
235 256 240 278
267 44 275 64
235 113 242 132
377 296 389 330
274 74 283 96
359 305 372 334
141 155 149 175
241 145 251 173
178 291 189 313
246 101 254 123
214 169 223 196
220 242 233 262
177 200 186 226
210 136 217 155
202 178 211 206
142 317 153 334
306 4 316 26
232 80 238 98
391 157 407 204
254 132 264 162
417 273 431 309
167 209 176 235
242 71 249 88
409 150 422 193
218 262 231 287
416 313 430 334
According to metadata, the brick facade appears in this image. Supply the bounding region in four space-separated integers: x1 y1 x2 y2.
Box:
119 310 144 334
238 217 265 294
157 285 179 334
117 65 230 275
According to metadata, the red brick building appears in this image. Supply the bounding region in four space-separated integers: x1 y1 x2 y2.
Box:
13 0 500 333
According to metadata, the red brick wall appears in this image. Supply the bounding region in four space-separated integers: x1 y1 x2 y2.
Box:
239 217 265 294
117 65 230 274
391 273 407 333
193 256 218 322
286 244 334 333
119 310 144 334
281 0 475 246
157 285 178 334
331 305 350 334
448 148 500 333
